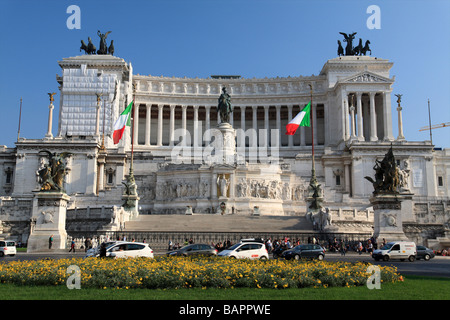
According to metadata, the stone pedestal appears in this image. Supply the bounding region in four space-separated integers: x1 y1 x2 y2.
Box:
122 194 140 220
212 123 236 165
370 193 409 242
27 192 70 252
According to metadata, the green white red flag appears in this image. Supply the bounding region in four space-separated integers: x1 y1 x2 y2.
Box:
285 101 311 135
113 101 133 144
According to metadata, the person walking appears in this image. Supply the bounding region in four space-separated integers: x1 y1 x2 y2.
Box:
340 240 346 256
48 235 53 249
69 240 76 253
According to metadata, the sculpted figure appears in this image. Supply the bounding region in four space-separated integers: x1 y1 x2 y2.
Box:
37 151 71 192
339 32 357 55
97 30 112 55
365 145 399 194
217 87 233 124
217 174 230 197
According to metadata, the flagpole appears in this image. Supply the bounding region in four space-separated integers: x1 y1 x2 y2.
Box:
427 99 432 146
131 84 136 172
17 97 22 141
308 84 315 173
307 83 322 211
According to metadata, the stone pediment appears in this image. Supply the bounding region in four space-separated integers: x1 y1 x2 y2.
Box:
341 71 393 84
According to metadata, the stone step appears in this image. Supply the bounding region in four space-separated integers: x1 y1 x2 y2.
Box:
124 214 313 233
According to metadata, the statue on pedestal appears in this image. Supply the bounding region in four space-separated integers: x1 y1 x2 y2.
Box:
217 87 233 124
217 174 230 198
365 145 399 194
37 151 72 193
338 32 371 56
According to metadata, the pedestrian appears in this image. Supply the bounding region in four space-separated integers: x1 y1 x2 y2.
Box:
48 235 53 249
168 240 173 251
69 240 76 252
99 242 107 257
84 238 91 252
340 240 346 256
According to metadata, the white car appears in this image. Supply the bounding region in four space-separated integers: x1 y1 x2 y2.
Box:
218 242 269 260
0 240 17 257
85 241 125 258
105 241 154 258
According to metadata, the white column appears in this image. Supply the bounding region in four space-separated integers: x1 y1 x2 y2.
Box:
288 105 294 147
182 105 187 133
205 105 211 142
263 105 269 147
356 92 364 141
169 104 175 146
275 105 281 147
157 104 163 146
396 100 405 140
193 105 199 148
344 97 350 141
46 102 54 138
369 92 378 141
382 91 394 141
252 106 258 146
133 102 139 146
240 106 246 152
349 95 356 139
145 104 151 146
240 106 246 131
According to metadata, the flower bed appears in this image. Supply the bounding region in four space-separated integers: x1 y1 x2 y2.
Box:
0 256 402 289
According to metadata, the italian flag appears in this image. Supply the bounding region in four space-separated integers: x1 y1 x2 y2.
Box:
285 101 311 135
113 101 133 144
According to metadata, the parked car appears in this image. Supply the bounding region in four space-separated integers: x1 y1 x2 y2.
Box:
0 240 17 257
416 245 435 261
372 241 416 262
103 241 154 258
218 242 269 260
167 243 218 257
281 244 325 261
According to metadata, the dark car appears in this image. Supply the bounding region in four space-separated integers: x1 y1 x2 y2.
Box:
167 243 218 257
281 244 325 260
416 245 435 261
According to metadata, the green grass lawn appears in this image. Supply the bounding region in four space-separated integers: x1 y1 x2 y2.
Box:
1 275 448 300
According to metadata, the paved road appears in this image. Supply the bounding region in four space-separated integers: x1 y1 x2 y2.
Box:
2 251 450 278
325 253 450 278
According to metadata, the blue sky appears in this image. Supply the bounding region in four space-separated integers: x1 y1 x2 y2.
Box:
0 0 449 149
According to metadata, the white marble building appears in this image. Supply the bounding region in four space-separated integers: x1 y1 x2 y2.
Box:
0 53 449 247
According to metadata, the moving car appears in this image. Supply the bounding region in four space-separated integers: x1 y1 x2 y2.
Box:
218 241 269 260
0 240 16 257
104 241 154 258
372 241 416 262
85 241 124 258
416 245 435 261
167 243 218 257
281 244 325 260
